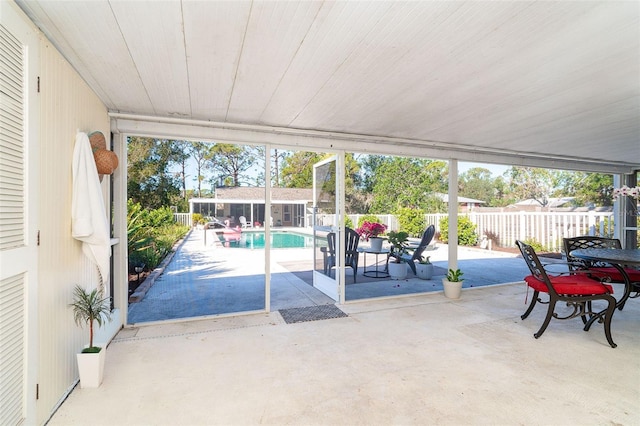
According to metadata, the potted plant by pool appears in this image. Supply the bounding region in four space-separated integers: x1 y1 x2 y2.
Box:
386 231 409 280
416 255 434 280
356 220 387 251
442 268 464 299
70 285 112 388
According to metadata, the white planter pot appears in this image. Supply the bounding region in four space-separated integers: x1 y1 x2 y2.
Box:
76 347 106 388
442 279 463 299
369 237 384 252
416 263 434 280
388 262 407 280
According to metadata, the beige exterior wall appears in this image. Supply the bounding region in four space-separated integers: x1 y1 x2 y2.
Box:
36 33 114 424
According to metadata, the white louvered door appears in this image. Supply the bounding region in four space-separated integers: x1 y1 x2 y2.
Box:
0 3 39 425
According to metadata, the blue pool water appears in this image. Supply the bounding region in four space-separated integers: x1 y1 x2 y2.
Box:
218 231 314 249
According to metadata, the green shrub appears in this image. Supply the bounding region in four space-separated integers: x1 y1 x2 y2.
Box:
192 213 203 226
438 216 478 246
345 216 354 229
357 214 382 228
127 199 189 271
523 237 544 252
395 207 426 237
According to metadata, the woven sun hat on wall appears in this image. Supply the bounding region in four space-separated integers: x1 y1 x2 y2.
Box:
88 131 118 176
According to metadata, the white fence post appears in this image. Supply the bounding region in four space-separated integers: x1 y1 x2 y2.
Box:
173 213 192 227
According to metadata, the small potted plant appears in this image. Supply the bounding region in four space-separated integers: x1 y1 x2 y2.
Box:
356 221 387 251
442 268 464 299
416 255 434 280
386 231 409 280
70 285 112 388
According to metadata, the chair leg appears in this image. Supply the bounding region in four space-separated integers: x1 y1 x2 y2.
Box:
533 299 556 339
601 296 617 348
521 290 539 320
580 301 591 325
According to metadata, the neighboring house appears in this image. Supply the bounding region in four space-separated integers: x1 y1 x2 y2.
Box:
511 197 577 211
433 193 486 212
190 187 313 227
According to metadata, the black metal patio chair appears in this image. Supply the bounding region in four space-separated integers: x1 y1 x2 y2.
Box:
563 236 640 310
516 239 617 348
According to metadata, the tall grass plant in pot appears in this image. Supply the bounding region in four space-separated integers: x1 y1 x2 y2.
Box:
442 268 464 299
70 285 112 388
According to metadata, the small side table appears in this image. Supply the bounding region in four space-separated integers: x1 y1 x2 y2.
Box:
360 248 390 278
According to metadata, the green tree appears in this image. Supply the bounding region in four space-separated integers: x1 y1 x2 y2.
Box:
555 171 613 207
459 167 495 205
271 148 290 187
172 141 192 202
280 152 327 188
370 157 447 213
127 137 182 210
358 154 390 191
504 166 555 206
209 144 260 187
489 175 513 207
189 141 213 197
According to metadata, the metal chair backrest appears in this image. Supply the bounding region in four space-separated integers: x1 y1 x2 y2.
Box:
515 239 559 298
563 236 621 270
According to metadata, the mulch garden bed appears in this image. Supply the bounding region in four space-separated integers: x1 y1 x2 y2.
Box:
128 271 150 296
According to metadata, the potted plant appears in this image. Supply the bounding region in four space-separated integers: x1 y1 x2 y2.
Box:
70 285 112 388
442 268 464 299
416 255 434 280
386 231 409 280
356 221 387 251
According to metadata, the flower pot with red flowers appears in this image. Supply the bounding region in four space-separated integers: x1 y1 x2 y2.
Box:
356 221 387 251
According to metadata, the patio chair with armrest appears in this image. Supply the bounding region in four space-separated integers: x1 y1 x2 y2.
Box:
325 228 360 283
563 236 640 310
239 216 252 228
386 225 435 274
515 240 617 348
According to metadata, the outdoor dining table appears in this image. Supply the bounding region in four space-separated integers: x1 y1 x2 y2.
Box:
569 248 640 312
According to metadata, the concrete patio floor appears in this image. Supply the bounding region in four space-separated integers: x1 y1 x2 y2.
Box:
50 283 639 425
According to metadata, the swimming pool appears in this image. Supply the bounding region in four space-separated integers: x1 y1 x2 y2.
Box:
218 230 314 249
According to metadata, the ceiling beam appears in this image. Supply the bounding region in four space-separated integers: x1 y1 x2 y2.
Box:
110 113 636 175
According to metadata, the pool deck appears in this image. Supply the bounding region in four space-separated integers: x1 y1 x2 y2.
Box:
127 227 534 324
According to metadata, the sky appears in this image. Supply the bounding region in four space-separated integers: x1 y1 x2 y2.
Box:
459 162 509 177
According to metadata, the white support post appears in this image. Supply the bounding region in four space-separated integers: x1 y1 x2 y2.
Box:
448 160 458 272
264 146 271 312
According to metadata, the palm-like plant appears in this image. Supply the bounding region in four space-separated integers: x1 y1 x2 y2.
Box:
70 285 112 352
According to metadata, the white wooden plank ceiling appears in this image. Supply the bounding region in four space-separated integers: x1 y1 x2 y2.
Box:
16 0 640 172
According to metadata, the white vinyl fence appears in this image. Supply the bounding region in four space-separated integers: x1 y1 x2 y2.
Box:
319 211 615 252
174 213 192 227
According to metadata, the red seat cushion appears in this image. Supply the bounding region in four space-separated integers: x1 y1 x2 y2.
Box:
585 267 640 283
524 274 613 295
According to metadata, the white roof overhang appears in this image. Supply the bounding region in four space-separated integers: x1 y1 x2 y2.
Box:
16 0 640 175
